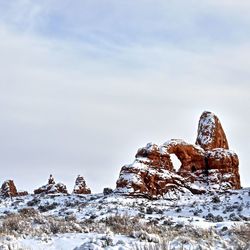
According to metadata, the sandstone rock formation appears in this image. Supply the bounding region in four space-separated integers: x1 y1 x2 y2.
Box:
0 180 28 198
34 175 68 195
116 111 241 198
116 142 205 198
196 111 229 150
73 175 91 194
205 149 240 189
163 139 206 173
135 143 174 170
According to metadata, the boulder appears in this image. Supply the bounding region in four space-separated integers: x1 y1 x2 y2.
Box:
135 143 173 170
103 187 113 195
73 175 91 194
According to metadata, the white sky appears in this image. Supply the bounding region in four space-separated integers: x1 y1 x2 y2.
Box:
0 0 249 192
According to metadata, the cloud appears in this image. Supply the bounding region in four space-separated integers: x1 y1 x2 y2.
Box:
0 0 249 192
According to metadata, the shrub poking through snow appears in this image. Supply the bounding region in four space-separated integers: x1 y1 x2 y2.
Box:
212 195 221 203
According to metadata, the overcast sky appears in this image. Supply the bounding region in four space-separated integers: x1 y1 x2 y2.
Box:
0 0 249 193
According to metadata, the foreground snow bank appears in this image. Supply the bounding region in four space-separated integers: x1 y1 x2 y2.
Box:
0 188 249 249
1 227 249 250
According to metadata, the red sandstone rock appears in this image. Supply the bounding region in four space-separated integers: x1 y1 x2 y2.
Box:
115 111 241 198
34 175 68 195
116 143 205 198
0 180 28 197
48 174 56 185
1 180 18 197
73 175 91 194
136 143 173 170
205 149 241 189
196 111 229 150
163 139 205 173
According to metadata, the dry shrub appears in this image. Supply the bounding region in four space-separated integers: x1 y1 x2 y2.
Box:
230 223 250 246
0 209 85 237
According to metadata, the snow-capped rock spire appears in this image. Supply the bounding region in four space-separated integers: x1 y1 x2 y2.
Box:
73 175 91 194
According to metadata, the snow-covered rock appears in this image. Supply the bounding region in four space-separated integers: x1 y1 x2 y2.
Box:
196 111 229 150
0 180 28 198
73 175 91 194
34 175 68 195
115 111 241 198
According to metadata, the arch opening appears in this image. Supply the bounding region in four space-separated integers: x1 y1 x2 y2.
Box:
170 154 182 172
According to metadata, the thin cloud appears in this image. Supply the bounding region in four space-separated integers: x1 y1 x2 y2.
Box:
0 1 249 192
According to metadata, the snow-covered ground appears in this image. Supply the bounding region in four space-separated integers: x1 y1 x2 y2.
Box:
0 188 249 249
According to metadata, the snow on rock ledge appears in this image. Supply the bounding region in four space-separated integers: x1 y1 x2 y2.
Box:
162 139 206 173
115 111 241 198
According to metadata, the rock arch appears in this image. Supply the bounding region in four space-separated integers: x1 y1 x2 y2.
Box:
162 139 205 173
115 111 241 198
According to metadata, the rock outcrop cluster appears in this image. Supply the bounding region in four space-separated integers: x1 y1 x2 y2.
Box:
116 111 241 198
73 175 91 194
34 175 68 195
0 180 28 198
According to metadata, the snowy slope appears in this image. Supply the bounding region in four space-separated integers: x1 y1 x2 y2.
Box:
0 188 249 249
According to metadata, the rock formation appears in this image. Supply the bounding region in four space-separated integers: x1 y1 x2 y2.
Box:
73 175 91 194
34 175 68 195
0 180 28 198
205 149 240 189
116 111 241 198
163 139 206 173
196 111 229 150
116 142 205 198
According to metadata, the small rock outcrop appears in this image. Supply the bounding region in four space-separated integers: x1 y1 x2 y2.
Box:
34 175 68 195
115 111 241 198
73 175 91 194
0 180 28 198
135 143 174 170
